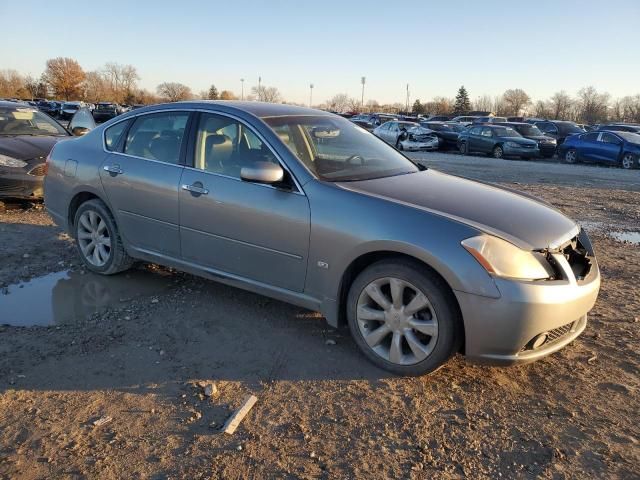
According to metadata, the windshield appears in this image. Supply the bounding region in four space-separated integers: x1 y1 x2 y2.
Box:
515 124 544 136
492 127 521 138
0 108 68 136
97 104 116 110
63 103 79 110
263 115 419 182
557 122 584 134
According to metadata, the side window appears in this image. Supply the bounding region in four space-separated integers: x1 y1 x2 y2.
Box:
104 121 128 151
124 112 189 163
470 127 482 135
481 127 493 137
582 132 599 142
193 113 278 179
601 133 621 145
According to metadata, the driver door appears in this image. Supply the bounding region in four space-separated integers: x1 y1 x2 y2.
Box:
179 112 310 292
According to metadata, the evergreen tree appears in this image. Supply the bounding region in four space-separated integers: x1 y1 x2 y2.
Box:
412 99 425 114
207 84 219 100
454 86 471 114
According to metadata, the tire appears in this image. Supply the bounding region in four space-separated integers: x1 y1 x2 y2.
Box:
621 153 637 170
458 141 468 155
396 139 403 151
346 259 461 376
564 149 578 164
74 199 134 275
492 145 504 159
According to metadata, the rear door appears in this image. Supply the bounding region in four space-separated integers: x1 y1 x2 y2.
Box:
99 111 192 258
479 127 495 153
595 132 623 163
467 126 483 152
178 112 310 292
577 132 600 161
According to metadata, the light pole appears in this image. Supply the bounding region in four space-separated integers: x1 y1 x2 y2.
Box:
240 78 244 100
258 76 262 101
406 83 410 113
361 76 366 111
309 83 314 107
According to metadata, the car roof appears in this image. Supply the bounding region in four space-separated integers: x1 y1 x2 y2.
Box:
0 100 36 110
142 100 334 119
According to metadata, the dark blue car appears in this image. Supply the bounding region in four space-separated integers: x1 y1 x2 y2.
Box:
558 130 640 169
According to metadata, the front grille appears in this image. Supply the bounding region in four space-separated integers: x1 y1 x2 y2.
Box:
28 164 47 176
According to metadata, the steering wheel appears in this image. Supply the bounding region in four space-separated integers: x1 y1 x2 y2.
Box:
345 155 365 165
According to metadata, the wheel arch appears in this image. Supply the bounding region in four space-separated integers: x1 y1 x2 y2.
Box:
335 250 465 352
67 189 110 231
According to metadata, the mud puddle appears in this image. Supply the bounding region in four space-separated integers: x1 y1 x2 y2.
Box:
0 268 175 327
609 231 640 245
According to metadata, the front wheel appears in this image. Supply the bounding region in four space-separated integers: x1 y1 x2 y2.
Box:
621 153 637 170
396 139 404 151
458 141 468 155
74 199 133 275
346 260 461 376
564 149 578 164
492 145 504 159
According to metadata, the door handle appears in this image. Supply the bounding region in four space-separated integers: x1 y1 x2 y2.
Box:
103 164 123 175
181 184 209 195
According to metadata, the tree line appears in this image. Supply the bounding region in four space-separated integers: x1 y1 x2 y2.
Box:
1 58 639 124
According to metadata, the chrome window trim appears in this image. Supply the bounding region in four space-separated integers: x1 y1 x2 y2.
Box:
101 107 306 196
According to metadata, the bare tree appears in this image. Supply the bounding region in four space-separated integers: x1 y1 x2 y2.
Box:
252 85 282 103
365 99 380 113
576 86 610 124
473 95 493 113
219 90 238 100
23 75 48 99
102 62 139 103
549 91 573 120
156 82 193 102
83 71 110 103
619 95 640 123
0 69 27 98
502 89 531 116
327 93 350 112
44 57 85 100
533 100 552 119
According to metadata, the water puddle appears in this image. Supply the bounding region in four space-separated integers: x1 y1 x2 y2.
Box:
0 268 175 327
609 231 640 245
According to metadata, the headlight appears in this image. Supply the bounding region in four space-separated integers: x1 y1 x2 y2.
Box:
504 141 521 148
0 154 27 168
461 235 554 280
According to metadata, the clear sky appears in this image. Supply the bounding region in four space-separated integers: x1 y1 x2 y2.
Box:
1 0 639 104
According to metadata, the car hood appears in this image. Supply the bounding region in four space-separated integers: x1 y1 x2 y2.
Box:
497 136 537 145
338 170 578 250
0 135 69 161
525 135 554 141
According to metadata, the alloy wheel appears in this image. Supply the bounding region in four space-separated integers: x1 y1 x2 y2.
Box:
565 150 577 164
356 277 438 365
77 210 112 267
459 142 466 154
622 154 634 170
493 146 503 159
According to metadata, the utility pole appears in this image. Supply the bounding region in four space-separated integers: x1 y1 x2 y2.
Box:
240 78 244 100
309 83 314 108
361 76 366 111
406 83 410 113
258 76 262 101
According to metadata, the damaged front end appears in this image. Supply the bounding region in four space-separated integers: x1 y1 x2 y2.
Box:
399 127 440 151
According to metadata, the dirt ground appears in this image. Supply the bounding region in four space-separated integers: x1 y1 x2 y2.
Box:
0 154 639 479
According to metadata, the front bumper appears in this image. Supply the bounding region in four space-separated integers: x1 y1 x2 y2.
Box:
400 139 439 151
0 170 44 199
455 259 600 366
503 145 540 157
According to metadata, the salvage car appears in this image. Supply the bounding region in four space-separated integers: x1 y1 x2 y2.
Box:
495 122 557 158
373 121 439 151
93 102 121 123
419 121 461 150
45 101 600 375
533 120 584 145
0 101 71 199
457 124 539 159
558 130 639 169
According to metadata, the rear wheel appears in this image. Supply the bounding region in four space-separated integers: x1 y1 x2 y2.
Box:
458 141 468 155
347 260 461 376
492 145 504 159
396 139 403 150
74 199 133 275
564 149 578 164
621 153 637 170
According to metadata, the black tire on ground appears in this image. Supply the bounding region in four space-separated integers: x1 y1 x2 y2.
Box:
396 139 403 150
459 141 468 155
564 148 578 164
346 259 462 376
73 199 134 275
492 145 504 159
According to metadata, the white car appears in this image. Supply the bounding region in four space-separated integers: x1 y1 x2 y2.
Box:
373 121 439 151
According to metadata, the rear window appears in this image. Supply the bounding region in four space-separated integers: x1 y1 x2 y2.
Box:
97 104 116 111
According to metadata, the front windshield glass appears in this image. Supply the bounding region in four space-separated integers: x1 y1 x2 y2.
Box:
516 124 544 136
558 122 584 134
263 115 419 182
492 127 521 138
0 107 68 136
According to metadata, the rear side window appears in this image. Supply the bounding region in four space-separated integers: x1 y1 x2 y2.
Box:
104 121 129 151
582 132 599 142
124 112 189 164
601 133 621 144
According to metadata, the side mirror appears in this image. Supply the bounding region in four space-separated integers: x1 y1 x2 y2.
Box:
240 162 284 184
72 126 90 136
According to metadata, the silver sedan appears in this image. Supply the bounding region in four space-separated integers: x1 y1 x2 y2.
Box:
44 102 600 376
